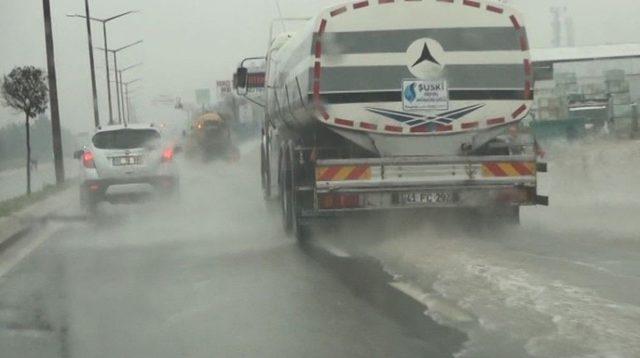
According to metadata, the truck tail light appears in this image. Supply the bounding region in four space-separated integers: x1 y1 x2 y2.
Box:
161 148 174 163
82 151 95 168
319 194 361 209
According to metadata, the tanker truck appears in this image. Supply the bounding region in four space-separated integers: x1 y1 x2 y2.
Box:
235 0 547 240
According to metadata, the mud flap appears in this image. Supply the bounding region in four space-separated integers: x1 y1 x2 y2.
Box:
536 195 549 206
536 162 548 173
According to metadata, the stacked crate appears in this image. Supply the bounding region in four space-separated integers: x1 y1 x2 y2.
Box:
605 69 634 135
533 73 575 121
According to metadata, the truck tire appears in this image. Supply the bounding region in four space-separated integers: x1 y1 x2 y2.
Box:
280 148 293 233
280 142 311 241
261 133 271 199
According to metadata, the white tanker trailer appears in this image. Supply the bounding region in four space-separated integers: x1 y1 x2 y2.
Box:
235 0 547 240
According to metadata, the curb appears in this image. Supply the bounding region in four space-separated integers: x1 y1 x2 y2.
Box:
0 187 75 252
0 216 32 252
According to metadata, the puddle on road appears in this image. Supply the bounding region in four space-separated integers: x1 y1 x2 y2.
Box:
300 240 468 358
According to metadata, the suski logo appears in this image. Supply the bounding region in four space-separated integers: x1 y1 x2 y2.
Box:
418 83 445 91
404 83 417 103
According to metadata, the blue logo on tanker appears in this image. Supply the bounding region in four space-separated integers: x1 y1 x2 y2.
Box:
403 83 417 103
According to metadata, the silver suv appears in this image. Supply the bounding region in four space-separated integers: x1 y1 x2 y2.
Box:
75 124 180 209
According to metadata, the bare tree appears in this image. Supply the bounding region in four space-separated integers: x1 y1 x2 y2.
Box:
1 66 49 195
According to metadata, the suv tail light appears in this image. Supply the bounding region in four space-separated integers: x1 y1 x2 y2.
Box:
82 151 95 168
161 148 174 163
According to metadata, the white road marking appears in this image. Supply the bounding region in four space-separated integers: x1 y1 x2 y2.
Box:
0 223 62 279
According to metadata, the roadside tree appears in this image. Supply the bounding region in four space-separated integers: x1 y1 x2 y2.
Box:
1 66 49 195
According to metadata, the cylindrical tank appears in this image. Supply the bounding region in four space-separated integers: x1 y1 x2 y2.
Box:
265 0 533 156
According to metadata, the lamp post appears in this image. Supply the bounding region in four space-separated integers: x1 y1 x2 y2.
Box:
67 10 138 125
67 0 102 127
117 63 142 124
122 79 141 124
96 40 143 124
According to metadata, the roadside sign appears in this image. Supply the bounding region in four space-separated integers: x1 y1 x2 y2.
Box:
216 81 232 96
195 89 211 106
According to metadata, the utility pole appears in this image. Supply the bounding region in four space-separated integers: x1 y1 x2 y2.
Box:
83 0 100 128
42 0 65 184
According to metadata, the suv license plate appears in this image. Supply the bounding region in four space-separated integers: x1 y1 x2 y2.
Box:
112 156 142 166
402 192 455 205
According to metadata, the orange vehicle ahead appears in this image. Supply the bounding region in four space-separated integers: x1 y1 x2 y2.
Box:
186 112 233 160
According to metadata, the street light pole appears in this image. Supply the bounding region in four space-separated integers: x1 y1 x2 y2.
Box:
119 71 126 122
112 52 121 123
96 40 143 124
101 22 113 124
118 63 142 124
124 86 133 124
83 0 100 128
67 10 138 125
122 79 141 124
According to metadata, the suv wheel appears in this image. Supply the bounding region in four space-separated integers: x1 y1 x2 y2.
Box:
80 186 100 212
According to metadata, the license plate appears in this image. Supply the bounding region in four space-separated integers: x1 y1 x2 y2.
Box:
112 156 142 166
402 192 455 205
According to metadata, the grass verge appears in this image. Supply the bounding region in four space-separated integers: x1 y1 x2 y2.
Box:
0 181 75 219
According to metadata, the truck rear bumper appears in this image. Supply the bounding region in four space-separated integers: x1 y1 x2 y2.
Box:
82 176 178 192
306 184 537 214
301 154 547 219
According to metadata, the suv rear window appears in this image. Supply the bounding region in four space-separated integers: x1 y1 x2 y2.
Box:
92 129 161 149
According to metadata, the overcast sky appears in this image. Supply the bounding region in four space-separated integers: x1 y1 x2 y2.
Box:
1 0 639 133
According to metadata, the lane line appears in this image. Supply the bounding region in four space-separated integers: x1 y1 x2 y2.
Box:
0 223 62 279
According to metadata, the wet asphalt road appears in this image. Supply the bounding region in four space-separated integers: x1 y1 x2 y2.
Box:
5 141 637 358
0 149 463 358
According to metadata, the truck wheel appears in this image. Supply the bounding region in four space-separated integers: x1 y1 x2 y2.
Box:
280 143 312 241
288 145 312 242
261 134 271 199
280 151 293 233
293 216 311 242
